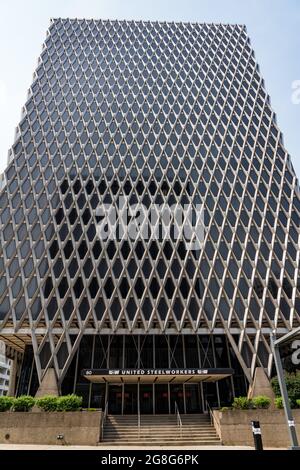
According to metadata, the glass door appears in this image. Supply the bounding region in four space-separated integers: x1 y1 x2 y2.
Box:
140 384 153 414
155 384 169 414
170 384 184 413
123 384 138 414
108 384 122 414
185 384 202 413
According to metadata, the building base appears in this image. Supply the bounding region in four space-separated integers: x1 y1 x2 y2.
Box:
247 367 275 401
35 368 59 397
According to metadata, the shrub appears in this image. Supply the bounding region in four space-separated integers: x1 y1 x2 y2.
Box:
274 397 284 409
252 395 271 409
296 399 300 408
0 396 14 412
232 397 253 410
13 396 35 412
271 372 300 408
86 408 97 412
36 396 59 412
56 394 82 412
220 407 231 412
274 397 297 409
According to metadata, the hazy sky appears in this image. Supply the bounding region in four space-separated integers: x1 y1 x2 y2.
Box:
0 0 299 176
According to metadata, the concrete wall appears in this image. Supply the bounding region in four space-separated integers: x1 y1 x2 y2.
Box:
213 409 300 448
0 411 102 446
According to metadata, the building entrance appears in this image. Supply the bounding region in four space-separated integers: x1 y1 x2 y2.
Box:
107 382 204 415
58 334 249 410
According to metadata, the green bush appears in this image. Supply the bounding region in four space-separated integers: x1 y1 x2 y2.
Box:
232 397 254 410
296 399 300 408
0 396 14 412
271 372 300 408
36 396 59 412
220 406 231 412
275 397 284 409
13 395 35 412
56 394 82 412
252 395 271 409
86 408 97 412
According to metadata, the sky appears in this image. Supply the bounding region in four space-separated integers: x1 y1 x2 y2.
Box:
0 0 299 177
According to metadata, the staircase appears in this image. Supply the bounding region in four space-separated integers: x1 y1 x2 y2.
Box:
100 414 221 446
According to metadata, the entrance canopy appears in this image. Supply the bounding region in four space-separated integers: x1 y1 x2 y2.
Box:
82 368 233 384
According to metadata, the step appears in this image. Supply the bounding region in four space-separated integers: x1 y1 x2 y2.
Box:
105 420 211 428
106 423 212 428
104 435 220 442
105 427 214 432
105 430 216 434
106 424 211 429
107 417 210 420
104 433 217 440
107 416 210 420
103 432 219 438
103 435 219 441
102 413 220 446
104 432 218 437
100 440 221 446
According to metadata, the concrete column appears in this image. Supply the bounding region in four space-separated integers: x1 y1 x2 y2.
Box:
7 359 18 396
247 367 275 401
35 368 59 397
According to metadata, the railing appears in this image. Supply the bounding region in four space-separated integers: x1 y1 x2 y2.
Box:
174 401 182 437
206 400 221 439
137 394 141 439
100 401 108 442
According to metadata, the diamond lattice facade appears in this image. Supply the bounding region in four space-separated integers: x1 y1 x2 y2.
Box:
0 19 299 411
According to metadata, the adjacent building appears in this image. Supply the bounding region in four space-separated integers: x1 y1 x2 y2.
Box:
0 341 11 396
0 19 299 413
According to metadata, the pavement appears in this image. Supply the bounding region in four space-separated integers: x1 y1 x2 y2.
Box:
0 444 257 450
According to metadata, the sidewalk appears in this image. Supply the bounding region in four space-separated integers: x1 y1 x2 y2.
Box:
0 443 255 450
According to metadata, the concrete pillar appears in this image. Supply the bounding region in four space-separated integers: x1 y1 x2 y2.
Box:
35 368 59 397
247 367 275 400
7 358 18 396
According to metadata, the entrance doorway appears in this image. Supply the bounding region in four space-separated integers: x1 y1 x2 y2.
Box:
155 384 169 414
140 384 153 414
86 367 234 414
108 384 122 414
123 384 138 414
105 382 208 414
185 384 202 413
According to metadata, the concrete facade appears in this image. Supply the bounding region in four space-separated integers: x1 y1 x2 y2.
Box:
35 368 59 397
0 411 102 446
1 20 300 407
0 341 11 396
213 409 300 448
247 367 275 402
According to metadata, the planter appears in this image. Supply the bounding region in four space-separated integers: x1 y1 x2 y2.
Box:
0 411 102 445
212 409 300 448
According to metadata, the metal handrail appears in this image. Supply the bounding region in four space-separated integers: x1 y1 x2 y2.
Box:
206 400 221 439
100 401 108 441
137 396 141 439
174 401 182 436
205 400 213 425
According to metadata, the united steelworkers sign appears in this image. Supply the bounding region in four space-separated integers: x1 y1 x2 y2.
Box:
82 368 233 377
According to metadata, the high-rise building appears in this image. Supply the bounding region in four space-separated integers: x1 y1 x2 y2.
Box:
0 19 299 413
0 341 11 396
